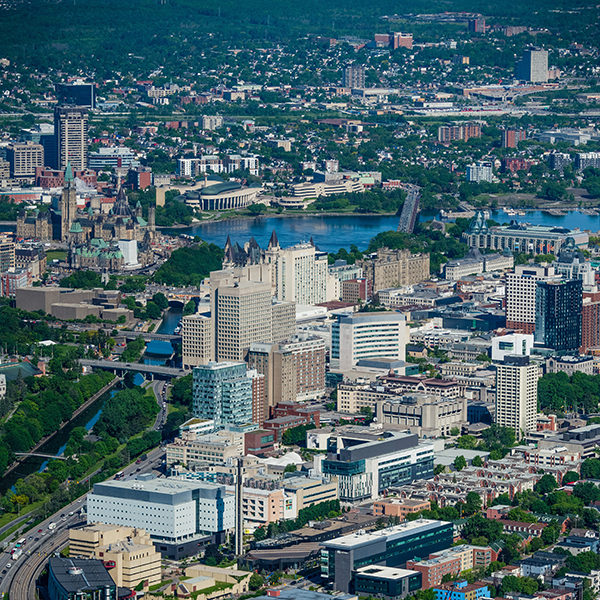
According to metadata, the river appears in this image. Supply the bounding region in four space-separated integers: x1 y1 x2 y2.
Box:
167 210 600 253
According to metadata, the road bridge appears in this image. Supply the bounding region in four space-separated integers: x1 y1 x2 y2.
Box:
120 331 181 343
397 187 421 233
80 358 186 379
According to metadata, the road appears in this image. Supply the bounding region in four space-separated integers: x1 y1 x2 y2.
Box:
0 445 167 597
146 380 169 431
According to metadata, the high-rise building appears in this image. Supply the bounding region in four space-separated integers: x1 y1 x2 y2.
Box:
331 311 408 371
54 106 88 171
468 17 486 33
575 152 600 171
506 264 556 333
182 312 214 368
278 334 326 401
548 152 573 173
535 279 582 352
515 47 548 83
0 235 15 272
247 342 296 411
56 82 95 108
202 115 224 130
5 142 44 177
495 355 538 440
192 362 253 428
342 65 366 88
437 123 482 144
501 128 527 148
248 369 266 426
274 242 329 305
466 161 493 183
581 291 600 353
211 273 273 362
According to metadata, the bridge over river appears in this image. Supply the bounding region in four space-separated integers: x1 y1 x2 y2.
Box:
80 359 187 379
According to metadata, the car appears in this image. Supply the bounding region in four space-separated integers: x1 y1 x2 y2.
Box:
77 499 82 503
34 538 39 542
1 570 5 575
60 514 65 518
6 564 11 569
38 529 42 533
28 536 32 540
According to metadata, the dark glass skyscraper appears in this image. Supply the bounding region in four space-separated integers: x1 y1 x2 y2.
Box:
535 279 582 352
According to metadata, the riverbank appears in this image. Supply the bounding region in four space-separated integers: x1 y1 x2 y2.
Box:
3 375 121 477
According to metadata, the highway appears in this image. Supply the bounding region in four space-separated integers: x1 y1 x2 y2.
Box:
0 446 167 597
80 358 186 378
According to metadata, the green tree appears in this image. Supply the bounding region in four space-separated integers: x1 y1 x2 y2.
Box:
535 474 558 495
249 573 265 590
472 455 483 467
453 455 467 471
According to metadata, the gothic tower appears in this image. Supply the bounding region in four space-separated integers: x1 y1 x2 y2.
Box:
61 162 77 241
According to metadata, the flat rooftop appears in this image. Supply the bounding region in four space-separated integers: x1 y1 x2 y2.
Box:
356 565 419 579
321 519 449 550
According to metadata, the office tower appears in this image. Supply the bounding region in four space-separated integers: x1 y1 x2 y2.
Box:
535 279 582 352
466 161 493 183
502 128 527 148
54 106 88 171
6 142 44 177
342 65 366 89
495 355 538 440
515 47 548 83
506 264 556 333
247 342 296 410
181 312 214 368
0 159 8 183
56 82 95 108
213 277 272 361
193 362 253 427
468 17 486 33
331 311 408 371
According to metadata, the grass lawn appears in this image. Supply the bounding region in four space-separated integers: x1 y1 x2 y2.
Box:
46 250 68 261
149 579 173 591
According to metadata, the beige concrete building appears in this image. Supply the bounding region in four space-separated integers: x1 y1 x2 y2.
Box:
283 476 339 511
166 429 244 468
55 106 88 171
70 524 160 588
6 142 44 177
358 248 430 293
495 355 538 440
182 313 214 368
208 265 294 362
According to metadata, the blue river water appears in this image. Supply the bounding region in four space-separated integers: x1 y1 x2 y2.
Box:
171 210 600 253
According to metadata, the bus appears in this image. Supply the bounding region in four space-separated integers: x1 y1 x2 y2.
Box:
115 471 124 480
14 538 26 549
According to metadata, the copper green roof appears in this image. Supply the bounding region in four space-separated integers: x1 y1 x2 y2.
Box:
201 182 242 196
69 221 84 233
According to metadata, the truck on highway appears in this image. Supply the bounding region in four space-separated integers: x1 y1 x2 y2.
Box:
48 522 57 531
11 548 22 560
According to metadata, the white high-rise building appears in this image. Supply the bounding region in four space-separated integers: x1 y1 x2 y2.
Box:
495 355 538 440
466 161 493 183
331 311 408 371
274 242 329 305
506 263 556 334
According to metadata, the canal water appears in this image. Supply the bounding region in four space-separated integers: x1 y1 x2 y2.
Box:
168 210 600 253
0 385 119 494
143 305 183 366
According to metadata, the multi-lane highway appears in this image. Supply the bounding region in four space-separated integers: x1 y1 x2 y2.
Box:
1 445 167 597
